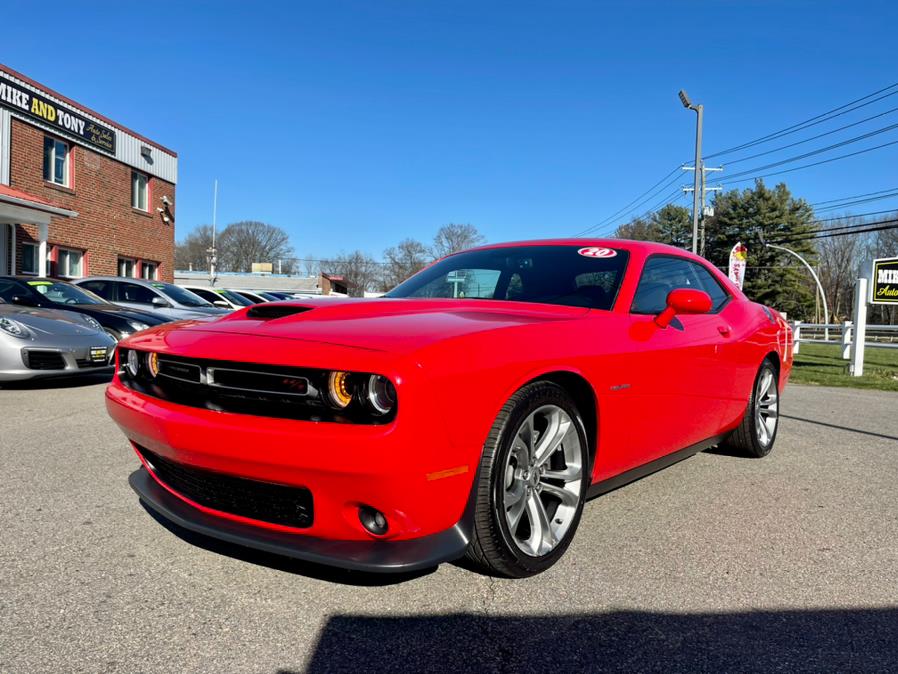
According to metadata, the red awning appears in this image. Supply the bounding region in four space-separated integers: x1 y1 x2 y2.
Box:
0 184 77 217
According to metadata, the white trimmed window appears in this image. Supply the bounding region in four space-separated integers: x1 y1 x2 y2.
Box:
43 136 70 186
141 261 158 280
21 242 40 275
57 247 83 278
118 257 137 277
131 171 149 211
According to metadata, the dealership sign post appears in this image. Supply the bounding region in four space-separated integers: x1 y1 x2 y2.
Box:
848 256 897 377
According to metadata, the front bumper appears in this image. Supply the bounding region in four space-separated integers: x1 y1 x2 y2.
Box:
0 343 114 381
130 467 471 572
107 372 479 569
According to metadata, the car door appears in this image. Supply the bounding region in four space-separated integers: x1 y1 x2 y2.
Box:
599 255 733 476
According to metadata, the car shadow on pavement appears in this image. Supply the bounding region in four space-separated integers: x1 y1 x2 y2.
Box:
141 504 437 587
293 608 898 673
0 372 112 390
780 413 898 442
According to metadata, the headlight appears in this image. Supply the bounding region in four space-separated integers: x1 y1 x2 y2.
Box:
126 349 140 377
366 375 397 415
327 371 353 408
128 320 149 332
0 316 28 339
81 315 103 331
147 352 159 378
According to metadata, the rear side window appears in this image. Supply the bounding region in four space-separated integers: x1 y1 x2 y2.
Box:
631 256 730 314
189 288 218 304
119 282 158 304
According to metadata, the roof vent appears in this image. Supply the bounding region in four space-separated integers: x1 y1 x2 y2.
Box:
246 304 314 320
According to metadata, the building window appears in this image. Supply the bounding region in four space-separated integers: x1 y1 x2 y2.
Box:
21 243 40 275
57 247 84 278
43 136 70 186
141 261 158 280
118 257 137 278
132 171 149 211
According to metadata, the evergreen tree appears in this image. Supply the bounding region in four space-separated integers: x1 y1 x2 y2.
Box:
704 180 817 318
614 204 691 247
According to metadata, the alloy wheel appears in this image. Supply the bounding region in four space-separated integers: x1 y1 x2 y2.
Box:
755 369 779 447
501 404 583 557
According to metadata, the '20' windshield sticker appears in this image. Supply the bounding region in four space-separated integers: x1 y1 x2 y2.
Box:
578 247 617 258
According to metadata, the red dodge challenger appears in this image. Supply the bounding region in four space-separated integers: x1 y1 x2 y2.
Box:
107 240 792 577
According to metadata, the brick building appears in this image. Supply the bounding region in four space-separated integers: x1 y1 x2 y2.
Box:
0 64 177 281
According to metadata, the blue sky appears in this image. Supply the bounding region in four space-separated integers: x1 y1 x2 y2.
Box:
5 0 897 259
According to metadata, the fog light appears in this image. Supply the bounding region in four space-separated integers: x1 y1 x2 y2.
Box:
358 505 388 535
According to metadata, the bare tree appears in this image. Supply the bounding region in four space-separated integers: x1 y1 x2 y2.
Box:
330 250 383 297
383 238 429 289
174 224 214 271
303 255 321 278
431 224 485 259
217 221 294 273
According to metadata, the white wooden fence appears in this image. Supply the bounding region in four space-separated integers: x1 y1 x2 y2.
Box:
791 321 898 355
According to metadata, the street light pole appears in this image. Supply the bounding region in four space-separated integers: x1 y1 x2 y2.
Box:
678 90 703 254
765 241 830 338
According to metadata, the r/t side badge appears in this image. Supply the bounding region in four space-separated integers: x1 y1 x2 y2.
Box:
578 247 617 258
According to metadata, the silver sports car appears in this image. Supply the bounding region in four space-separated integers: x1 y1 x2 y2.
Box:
0 300 116 382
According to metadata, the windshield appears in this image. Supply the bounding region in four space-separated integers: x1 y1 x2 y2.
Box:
26 280 106 305
218 289 253 306
386 245 629 311
150 282 214 307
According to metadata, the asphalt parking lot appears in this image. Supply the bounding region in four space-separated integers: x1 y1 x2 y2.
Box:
1 380 897 673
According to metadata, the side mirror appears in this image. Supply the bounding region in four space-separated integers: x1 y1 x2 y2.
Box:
654 288 712 328
151 296 170 308
11 294 37 307
213 299 230 308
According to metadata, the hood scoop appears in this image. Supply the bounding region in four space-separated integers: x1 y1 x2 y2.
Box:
246 304 315 320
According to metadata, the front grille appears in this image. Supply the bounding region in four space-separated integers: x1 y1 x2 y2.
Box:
24 350 66 370
120 351 392 424
137 446 313 529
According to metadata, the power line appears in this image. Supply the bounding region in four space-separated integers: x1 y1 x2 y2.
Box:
813 192 898 213
770 218 898 244
710 122 898 183
704 81 898 160
811 187 898 206
705 138 898 189
813 208 898 224
722 106 898 166
575 168 684 237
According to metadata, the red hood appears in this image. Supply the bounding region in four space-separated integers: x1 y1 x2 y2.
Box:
163 297 589 354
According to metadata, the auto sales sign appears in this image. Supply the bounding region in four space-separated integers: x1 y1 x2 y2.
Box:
872 256 898 305
0 73 116 153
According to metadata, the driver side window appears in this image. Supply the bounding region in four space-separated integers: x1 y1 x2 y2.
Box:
631 256 730 314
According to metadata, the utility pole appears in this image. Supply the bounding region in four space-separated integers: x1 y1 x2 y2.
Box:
682 164 723 256
208 179 218 286
678 90 702 253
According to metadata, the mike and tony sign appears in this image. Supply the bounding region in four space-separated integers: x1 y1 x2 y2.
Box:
0 73 116 153
872 257 898 305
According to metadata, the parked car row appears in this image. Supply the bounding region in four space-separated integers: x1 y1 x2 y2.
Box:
0 275 322 383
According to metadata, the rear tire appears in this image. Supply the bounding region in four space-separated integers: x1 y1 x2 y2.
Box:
725 359 780 458
465 381 590 577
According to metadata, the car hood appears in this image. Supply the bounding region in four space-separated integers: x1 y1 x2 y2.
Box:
0 304 108 337
169 297 589 353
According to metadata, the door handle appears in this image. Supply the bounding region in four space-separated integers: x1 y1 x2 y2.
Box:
718 325 732 337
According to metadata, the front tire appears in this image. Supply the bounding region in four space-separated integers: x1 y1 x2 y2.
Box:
466 382 589 577
725 359 780 458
